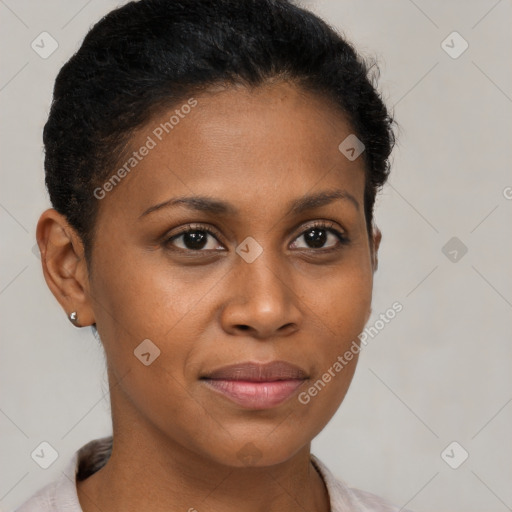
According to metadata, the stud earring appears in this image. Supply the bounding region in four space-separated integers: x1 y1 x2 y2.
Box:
68 311 80 327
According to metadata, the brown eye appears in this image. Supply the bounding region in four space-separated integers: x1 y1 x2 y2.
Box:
290 221 348 250
165 224 225 252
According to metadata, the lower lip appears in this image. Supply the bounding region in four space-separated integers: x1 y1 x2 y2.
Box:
202 379 305 409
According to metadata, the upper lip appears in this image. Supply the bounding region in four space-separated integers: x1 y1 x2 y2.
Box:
201 361 308 381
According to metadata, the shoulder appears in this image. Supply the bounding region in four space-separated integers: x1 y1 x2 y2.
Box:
311 454 414 512
11 480 57 512
12 468 76 512
12 437 112 512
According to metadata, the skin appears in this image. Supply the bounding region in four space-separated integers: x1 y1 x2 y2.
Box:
37 81 381 512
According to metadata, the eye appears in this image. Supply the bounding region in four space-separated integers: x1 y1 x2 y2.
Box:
290 221 348 251
164 224 225 252
164 221 348 253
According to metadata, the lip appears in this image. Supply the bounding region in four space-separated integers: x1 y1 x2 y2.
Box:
200 361 308 409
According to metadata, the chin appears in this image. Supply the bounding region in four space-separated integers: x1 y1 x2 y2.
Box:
205 434 309 469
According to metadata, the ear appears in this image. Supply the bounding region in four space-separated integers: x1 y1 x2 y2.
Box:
364 225 382 325
36 208 96 327
371 224 382 273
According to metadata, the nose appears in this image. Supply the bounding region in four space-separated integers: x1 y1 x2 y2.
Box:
219 254 302 339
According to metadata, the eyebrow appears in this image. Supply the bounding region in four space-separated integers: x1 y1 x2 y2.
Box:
138 188 360 220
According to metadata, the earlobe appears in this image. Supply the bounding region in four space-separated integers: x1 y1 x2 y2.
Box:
36 208 95 327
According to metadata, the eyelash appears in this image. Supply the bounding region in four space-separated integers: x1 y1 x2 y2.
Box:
163 221 349 253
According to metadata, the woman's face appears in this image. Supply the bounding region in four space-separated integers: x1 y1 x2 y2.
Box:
84 81 378 467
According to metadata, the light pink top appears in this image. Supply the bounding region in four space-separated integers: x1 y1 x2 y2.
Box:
12 438 412 512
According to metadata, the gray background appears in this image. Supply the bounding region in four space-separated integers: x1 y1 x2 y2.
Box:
1 1 511 511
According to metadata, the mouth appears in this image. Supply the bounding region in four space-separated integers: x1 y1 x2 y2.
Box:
200 361 308 409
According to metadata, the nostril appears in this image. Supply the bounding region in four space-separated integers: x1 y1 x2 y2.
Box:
237 325 250 331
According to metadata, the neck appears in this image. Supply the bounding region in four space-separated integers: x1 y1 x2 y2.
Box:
77 434 330 512
76 397 330 512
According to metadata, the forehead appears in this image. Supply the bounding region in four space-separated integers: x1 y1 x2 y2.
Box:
96 82 366 220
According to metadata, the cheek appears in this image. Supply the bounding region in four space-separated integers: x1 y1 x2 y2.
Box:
90 250 206 343
89 249 219 405
90 255 206 432
287 263 371 401
301 259 373 339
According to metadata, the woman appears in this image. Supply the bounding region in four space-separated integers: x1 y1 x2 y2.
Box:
17 0 405 510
